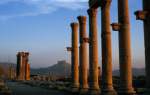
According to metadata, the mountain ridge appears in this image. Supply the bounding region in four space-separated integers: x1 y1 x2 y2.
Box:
0 62 145 77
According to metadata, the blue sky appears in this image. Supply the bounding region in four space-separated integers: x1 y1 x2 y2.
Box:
0 0 144 69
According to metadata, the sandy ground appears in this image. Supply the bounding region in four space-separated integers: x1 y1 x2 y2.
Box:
6 81 68 95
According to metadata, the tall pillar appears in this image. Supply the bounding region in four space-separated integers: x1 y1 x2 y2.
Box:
101 0 116 95
25 52 30 80
16 53 20 80
88 8 100 95
77 16 89 94
134 1 150 95
22 53 26 80
71 22 79 92
16 52 24 80
112 0 135 94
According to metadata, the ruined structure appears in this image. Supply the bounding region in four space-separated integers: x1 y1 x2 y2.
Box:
135 0 150 95
16 52 30 81
111 0 135 94
78 16 89 94
67 0 150 95
69 22 80 92
87 8 100 95
88 0 116 94
100 0 117 94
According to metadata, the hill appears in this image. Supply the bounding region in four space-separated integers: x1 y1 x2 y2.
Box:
30 60 71 77
0 62 145 77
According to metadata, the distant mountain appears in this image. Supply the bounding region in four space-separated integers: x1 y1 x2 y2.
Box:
113 68 145 76
0 62 145 77
30 60 71 77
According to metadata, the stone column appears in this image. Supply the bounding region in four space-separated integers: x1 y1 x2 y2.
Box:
22 53 26 80
71 22 79 92
101 0 116 95
25 52 30 80
16 53 20 80
88 8 100 95
134 1 150 95
16 52 24 80
111 0 135 94
77 16 89 94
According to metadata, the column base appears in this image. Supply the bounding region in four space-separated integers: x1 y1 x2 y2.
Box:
88 88 101 95
79 88 89 95
71 87 79 94
118 88 136 95
101 89 117 95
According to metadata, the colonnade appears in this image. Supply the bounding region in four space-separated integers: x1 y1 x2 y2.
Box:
67 0 150 95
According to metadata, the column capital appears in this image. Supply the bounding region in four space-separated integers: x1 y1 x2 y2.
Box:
87 8 97 17
77 16 87 24
134 10 149 20
70 22 79 28
100 0 112 9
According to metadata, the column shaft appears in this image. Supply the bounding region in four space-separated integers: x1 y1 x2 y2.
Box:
25 53 30 80
78 16 89 93
88 8 100 94
16 54 20 80
101 0 116 94
143 0 150 94
71 23 79 90
118 0 135 94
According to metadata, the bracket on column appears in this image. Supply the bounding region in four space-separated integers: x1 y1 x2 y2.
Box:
134 10 149 20
83 38 89 43
111 23 121 31
66 47 72 52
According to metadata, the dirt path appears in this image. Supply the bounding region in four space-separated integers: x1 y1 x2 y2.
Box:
6 81 68 95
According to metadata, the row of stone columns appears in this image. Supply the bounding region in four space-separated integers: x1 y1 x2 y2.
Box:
67 6 115 95
134 0 150 95
67 0 141 94
16 52 30 81
67 10 101 95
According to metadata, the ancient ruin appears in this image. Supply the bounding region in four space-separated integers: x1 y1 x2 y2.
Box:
111 0 135 94
67 0 143 95
16 52 30 81
0 0 149 95
87 8 100 95
78 16 89 94
100 0 116 94
135 0 150 95
70 22 80 92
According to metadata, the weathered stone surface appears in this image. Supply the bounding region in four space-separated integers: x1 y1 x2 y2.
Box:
117 0 135 94
100 0 116 95
78 16 89 94
16 52 30 81
141 1 150 95
88 8 100 95
70 22 80 92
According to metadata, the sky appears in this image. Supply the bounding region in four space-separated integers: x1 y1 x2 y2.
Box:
0 0 144 69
